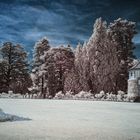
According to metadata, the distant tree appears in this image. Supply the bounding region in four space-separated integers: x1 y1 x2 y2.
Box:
32 37 51 98
108 18 137 92
0 59 8 92
74 43 83 87
40 49 56 98
64 68 82 94
85 18 121 93
41 45 75 97
33 37 50 69
53 45 75 92
0 42 30 94
74 42 91 92
86 18 108 93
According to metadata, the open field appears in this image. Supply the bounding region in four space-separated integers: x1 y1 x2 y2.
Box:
0 99 140 140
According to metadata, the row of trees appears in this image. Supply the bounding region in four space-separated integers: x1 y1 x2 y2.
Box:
71 18 136 94
0 18 137 98
31 18 136 98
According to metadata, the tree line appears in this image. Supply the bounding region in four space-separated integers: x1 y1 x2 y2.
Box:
0 18 137 98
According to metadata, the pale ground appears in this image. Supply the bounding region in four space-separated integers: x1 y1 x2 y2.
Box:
0 99 140 140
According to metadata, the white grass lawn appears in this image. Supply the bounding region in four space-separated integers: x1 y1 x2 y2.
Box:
0 99 140 140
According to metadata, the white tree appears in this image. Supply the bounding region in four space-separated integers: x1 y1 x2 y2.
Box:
74 42 91 92
86 18 108 92
32 37 50 98
86 18 120 93
39 45 75 97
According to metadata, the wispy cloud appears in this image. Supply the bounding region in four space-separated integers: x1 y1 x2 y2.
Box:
0 0 140 57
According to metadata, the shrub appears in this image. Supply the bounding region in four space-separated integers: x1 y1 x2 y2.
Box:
106 93 117 101
127 95 137 102
54 91 64 99
95 91 105 100
117 91 125 101
65 91 73 99
74 91 93 99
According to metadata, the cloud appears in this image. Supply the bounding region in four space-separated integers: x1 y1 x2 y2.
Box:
0 1 85 57
0 0 140 57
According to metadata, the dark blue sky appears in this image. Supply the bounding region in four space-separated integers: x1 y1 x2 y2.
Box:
0 0 140 57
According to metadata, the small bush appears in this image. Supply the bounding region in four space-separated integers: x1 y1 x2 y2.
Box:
106 93 117 101
65 91 73 99
127 95 137 102
54 91 64 99
95 91 105 100
74 91 93 99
